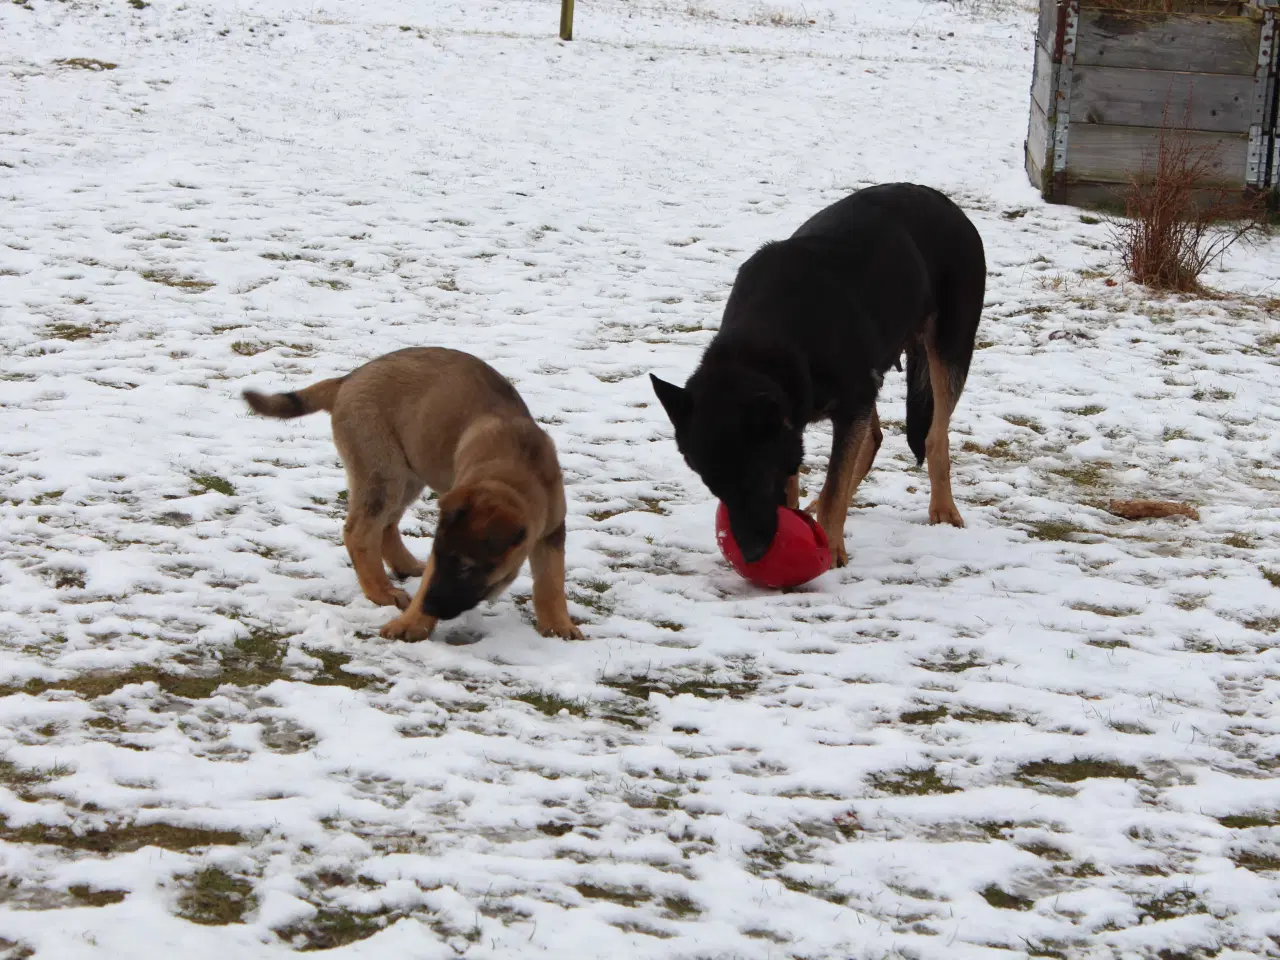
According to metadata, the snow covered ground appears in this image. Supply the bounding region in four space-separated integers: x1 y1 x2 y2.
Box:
1 0 1279 956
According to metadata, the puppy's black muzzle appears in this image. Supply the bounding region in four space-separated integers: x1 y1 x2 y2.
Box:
422 566 489 621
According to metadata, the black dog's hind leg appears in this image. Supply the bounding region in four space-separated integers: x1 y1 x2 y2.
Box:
806 407 882 568
921 250 984 528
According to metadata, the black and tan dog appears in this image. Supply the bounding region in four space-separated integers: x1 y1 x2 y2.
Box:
650 183 986 568
243 347 582 642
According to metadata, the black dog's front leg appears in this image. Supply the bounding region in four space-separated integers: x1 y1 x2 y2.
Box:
806 409 881 568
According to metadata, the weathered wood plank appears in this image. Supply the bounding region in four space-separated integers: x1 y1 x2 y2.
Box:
1027 97 1053 193
1065 123 1248 184
1051 179 1251 212
1070 66 1254 132
1074 11 1260 75
1032 42 1059 114
1037 0 1061 54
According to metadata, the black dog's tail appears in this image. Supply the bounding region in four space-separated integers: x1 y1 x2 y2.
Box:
905 345 932 466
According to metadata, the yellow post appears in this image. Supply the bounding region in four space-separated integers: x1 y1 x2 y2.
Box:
559 0 574 40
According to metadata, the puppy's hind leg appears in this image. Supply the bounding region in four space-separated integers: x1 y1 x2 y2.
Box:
343 473 412 610
529 522 583 640
381 480 428 580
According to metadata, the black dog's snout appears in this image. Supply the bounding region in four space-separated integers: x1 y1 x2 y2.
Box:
728 508 778 564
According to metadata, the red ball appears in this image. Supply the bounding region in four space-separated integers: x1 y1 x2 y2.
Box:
715 503 832 589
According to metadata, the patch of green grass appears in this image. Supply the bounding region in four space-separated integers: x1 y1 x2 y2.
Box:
279 908 392 951
954 708 1018 723
1019 842 1071 862
1231 849 1280 872
980 885 1034 910
53 569 86 590
1218 811 1280 829
1002 415 1044 433
776 875 846 904
54 57 117 70
1002 208 1028 221
1192 387 1234 402
1261 568 1280 588
0 627 371 700
602 671 760 701
869 766 960 796
513 690 588 717
914 648 988 673
660 895 700 919
961 438 1023 461
1067 404 1106 416
0 819 243 854
899 706 948 725
1162 427 1190 442
46 322 95 341
1025 520 1089 543
1017 757 1142 784
305 648 377 690
537 822 573 837
308 278 349 290
191 473 236 496
1070 602 1137 617
230 340 271 356
1135 887 1205 922
1243 616 1280 634
574 883 652 906
1086 638 1130 649
1223 532 1254 549
1053 463 1104 487
652 619 684 632
176 868 253 925
0 760 74 801
68 885 127 906
1079 214 1101 225
259 251 319 263
139 269 213 291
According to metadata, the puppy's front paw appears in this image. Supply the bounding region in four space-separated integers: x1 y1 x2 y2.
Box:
831 540 849 568
379 612 437 643
538 618 584 641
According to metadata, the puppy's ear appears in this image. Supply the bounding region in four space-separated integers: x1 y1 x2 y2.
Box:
441 502 470 529
650 375 693 431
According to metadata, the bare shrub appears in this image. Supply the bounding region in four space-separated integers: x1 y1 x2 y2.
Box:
1110 102 1267 293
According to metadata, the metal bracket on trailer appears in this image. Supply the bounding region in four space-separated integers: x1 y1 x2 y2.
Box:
1051 1 1079 178
1247 11 1277 187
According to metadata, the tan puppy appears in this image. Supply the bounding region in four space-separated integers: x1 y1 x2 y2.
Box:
243 347 582 643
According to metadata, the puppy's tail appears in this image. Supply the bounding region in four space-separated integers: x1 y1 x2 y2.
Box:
243 376 346 419
904 346 932 467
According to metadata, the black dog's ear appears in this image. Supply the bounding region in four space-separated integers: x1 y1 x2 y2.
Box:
650 374 693 430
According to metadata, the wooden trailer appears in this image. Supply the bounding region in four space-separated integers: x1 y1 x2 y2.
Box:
1025 1 1280 207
